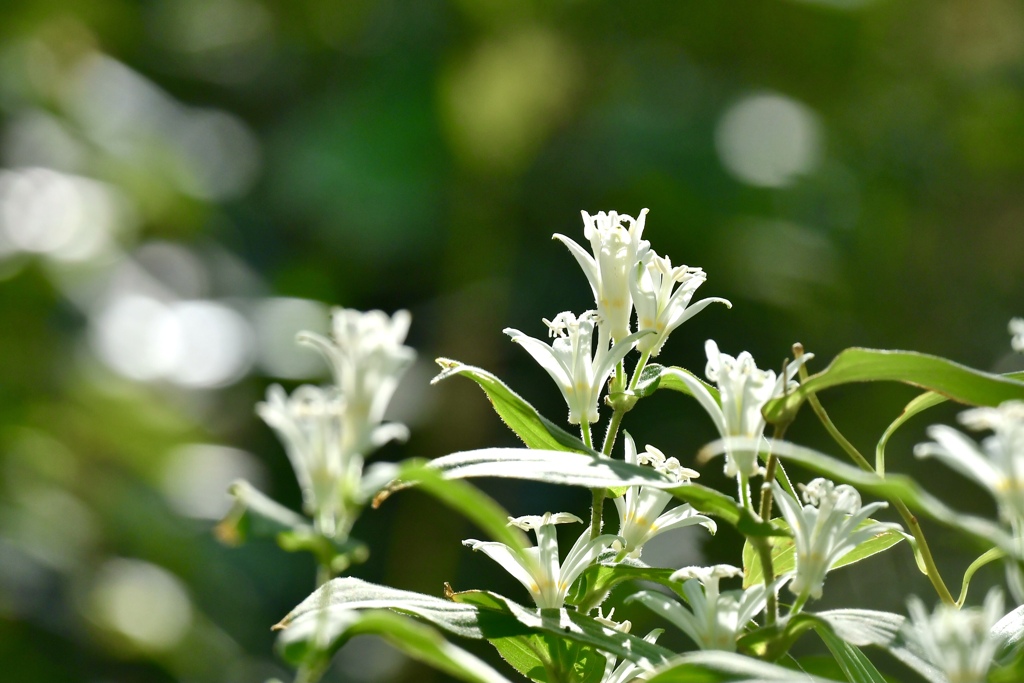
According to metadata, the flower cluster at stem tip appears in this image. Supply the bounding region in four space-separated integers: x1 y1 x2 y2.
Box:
257 308 414 537
509 209 731 428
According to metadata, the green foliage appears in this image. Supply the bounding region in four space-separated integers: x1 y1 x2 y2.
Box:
764 349 1024 426
741 519 904 589
433 359 594 453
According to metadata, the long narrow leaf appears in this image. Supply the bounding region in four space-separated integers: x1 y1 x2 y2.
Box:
763 348 1024 426
815 625 887 683
277 608 516 683
433 359 592 453
644 650 839 682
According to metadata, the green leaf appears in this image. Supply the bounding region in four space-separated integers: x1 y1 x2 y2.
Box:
450 590 673 668
875 370 1024 475
275 577 673 671
651 365 722 404
487 633 608 683
372 463 529 551
702 436 1018 558
763 348 1024 426
433 359 592 453
487 633 547 682
633 363 666 398
276 608 515 683
644 651 840 682
669 483 744 528
741 519 904 589
815 625 887 683
419 448 678 489
565 562 679 613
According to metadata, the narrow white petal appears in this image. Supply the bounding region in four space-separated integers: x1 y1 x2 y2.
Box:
661 367 727 436
463 540 540 601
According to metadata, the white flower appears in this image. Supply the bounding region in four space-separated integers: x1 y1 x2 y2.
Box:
613 433 715 558
256 385 360 537
1010 317 1024 353
629 251 731 357
902 589 1003 683
772 478 895 602
463 512 620 609
631 565 766 651
915 401 1024 526
669 341 812 479
600 626 662 683
504 311 649 425
553 210 650 342
298 308 415 454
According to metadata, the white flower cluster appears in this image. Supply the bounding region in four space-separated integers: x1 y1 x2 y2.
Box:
509 209 730 428
258 308 414 537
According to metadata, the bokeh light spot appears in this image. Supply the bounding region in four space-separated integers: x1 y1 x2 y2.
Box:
716 93 822 188
89 559 193 652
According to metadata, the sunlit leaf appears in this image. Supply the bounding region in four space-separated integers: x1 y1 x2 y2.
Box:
763 349 1024 426
372 463 528 551
648 365 722 404
451 590 673 668
815 625 887 683
275 578 673 671
644 650 840 682
741 519 904 589
432 359 592 453
276 608 515 683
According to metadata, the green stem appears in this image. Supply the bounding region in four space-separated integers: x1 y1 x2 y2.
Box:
627 350 651 392
590 488 605 540
601 411 624 456
581 421 593 449
758 423 789 522
752 536 778 626
797 365 956 606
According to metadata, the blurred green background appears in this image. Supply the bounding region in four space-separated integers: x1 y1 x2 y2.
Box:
1 0 1022 681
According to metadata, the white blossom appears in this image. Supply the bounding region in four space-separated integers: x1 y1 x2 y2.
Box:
1010 317 1024 353
256 384 360 537
915 401 1024 527
298 308 415 455
553 210 650 342
668 341 812 480
772 478 896 602
504 311 648 425
613 433 715 558
902 589 1004 683
629 251 731 357
463 512 620 609
631 565 766 651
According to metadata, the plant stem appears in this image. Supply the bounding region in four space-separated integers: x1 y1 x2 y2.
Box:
752 536 778 626
627 350 651 392
758 423 788 522
797 365 956 606
581 421 593 449
590 488 605 540
601 411 624 456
